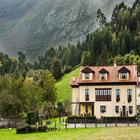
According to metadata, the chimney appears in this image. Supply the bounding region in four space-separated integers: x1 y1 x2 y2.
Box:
114 60 117 67
72 76 76 82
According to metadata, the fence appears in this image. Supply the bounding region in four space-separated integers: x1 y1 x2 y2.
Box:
65 117 140 129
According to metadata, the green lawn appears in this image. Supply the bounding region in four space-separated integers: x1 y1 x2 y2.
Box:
1 127 140 140
56 67 81 102
46 117 66 129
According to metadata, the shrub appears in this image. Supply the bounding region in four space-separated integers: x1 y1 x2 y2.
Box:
26 111 39 125
67 116 96 123
37 126 48 132
16 125 36 134
67 116 137 124
16 125 48 134
103 116 137 123
46 120 52 125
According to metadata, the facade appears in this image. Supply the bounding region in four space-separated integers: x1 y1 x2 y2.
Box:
137 76 140 106
70 64 138 118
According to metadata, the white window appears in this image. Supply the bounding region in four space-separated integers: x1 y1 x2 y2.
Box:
115 106 119 113
116 89 120 102
84 73 90 79
129 106 133 114
85 89 89 101
127 89 132 103
119 73 128 79
100 106 106 113
100 73 107 80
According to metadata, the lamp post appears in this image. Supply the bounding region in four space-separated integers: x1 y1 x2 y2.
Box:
126 107 129 117
126 107 129 126
120 107 122 117
137 110 140 126
101 110 105 125
115 107 119 127
0 61 2 75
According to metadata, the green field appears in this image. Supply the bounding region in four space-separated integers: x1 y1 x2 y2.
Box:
56 67 81 102
1 127 140 140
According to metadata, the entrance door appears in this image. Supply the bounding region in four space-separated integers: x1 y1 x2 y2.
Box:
122 106 126 117
92 104 94 116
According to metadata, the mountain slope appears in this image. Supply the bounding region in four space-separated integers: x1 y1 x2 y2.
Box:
0 0 135 59
56 67 80 102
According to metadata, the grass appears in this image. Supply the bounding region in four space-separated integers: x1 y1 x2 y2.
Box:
1 127 140 140
45 117 66 129
56 67 81 102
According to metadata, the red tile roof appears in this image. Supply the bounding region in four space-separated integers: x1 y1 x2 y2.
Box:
70 65 137 86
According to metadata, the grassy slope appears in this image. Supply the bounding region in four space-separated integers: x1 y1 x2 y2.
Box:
1 127 140 140
56 67 81 102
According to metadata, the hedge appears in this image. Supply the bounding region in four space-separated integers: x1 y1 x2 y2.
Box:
16 125 48 134
67 116 137 124
67 116 96 123
26 111 39 125
102 116 137 123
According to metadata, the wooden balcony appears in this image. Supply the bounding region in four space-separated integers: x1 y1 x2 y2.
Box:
96 95 111 101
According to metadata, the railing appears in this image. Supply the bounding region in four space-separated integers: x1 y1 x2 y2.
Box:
96 95 111 101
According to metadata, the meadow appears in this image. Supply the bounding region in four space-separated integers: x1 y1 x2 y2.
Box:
1 127 140 140
56 67 80 102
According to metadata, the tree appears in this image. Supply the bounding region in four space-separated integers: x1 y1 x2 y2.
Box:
97 9 107 27
17 52 26 64
0 69 57 122
81 51 92 66
0 75 27 120
16 52 28 79
27 69 57 107
51 58 61 79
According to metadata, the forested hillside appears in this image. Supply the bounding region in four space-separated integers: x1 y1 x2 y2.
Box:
0 0 134 59
0 1 140 79
34 0 140 79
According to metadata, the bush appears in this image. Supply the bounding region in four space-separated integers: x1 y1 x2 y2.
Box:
26 111 39 125
37 126 48 132
16 125 48 134
67 116 137 124
46 120 52 125
67 116 96 123
103 116 137 123
16 125 36 134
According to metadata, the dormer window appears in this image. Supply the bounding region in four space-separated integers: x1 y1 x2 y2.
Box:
81 67 95 80
99 68 109 80
85 73 90 79
100 73 107 80
120 73 128 79
118 67 130 80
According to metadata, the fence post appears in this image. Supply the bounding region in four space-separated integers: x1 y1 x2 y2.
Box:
95 118 97 128
74 117 76 128
115 117 117 127
85 117 87 128
127 117 129 127
59 116 61 124
138 119 139 127
105 117 107 127
65 119 67 129
55 120 57 130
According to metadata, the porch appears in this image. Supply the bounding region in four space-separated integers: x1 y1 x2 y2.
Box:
78 102 94 117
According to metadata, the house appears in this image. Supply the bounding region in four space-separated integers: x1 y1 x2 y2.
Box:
137 75 140 110
70 64 138 118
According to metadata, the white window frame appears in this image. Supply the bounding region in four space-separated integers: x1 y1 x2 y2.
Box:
119 72 129 80
100 73 107 80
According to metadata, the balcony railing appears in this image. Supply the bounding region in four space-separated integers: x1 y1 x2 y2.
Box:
96 95 111 101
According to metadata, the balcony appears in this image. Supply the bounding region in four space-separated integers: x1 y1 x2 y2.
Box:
96 95 111 101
